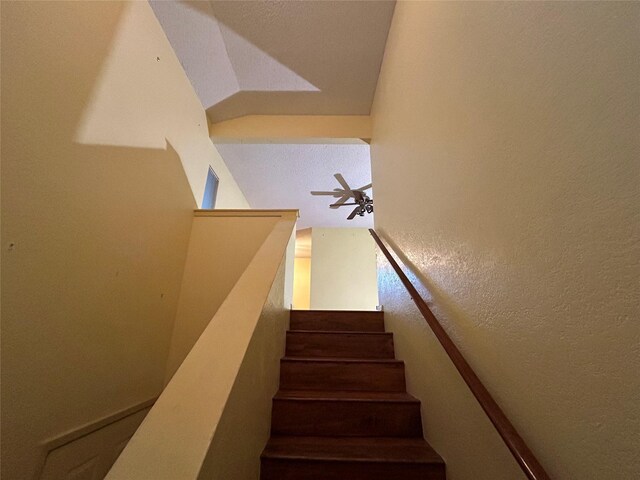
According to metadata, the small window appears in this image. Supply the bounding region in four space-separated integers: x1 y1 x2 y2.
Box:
202 167 219 209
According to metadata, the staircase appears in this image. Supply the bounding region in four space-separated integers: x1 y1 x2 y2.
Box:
260 310 446 479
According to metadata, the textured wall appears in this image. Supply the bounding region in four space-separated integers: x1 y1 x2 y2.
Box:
371 2 639 479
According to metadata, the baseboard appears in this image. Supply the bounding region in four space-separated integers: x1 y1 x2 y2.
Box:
34 397 158 480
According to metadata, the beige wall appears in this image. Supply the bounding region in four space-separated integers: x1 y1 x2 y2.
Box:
310 228 378 311
283 227 296 310
165 213 280 380
371 2 639 479
210 115 371 144
293 257 311 310
106 214 296 480
1 2 248 479
199 243 290 479
293 228 312 310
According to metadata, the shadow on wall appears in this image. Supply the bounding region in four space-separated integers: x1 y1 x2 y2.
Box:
76 1 208 152
2 2 197 479
72 1 252 210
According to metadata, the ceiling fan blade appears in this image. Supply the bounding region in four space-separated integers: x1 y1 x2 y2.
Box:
329 195 351 209
310 191 344 196
347 206 360 220
334 173 352 192
330 202 358 208
353 190 364 202
356 183 372 191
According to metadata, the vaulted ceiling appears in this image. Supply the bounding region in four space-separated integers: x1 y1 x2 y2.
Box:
151 1 392 228
150 0 395 122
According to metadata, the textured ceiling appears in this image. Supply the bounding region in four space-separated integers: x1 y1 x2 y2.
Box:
216 143 374 230
150 0 395 121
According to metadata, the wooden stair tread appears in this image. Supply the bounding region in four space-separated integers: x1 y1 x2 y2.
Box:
290 310 385 332
275 390 419 403
272 390 423 437
262 436 444 464
282 357 402 364
286 330 395 359
280 357 406 392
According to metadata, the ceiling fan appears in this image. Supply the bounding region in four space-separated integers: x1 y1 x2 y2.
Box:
311 173 373 220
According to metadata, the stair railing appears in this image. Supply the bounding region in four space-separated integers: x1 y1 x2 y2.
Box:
369 229 551 480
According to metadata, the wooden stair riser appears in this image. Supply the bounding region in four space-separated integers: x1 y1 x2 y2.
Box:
280 359 406 392
290 310 385 332
261 458 446 480
286 331 395 359
271 398 423 437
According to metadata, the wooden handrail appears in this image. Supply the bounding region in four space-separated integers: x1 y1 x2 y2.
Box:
369 229 551 480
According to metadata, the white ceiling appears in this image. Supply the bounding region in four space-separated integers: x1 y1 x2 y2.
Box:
150 0 395 122
216 143 374 230
150 1 383 228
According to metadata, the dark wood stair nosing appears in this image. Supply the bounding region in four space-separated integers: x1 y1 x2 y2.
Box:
281 357 403 364
261 437 444 464
274 390 419 403
261 455 442 466
290 309 384 317
287 330 392 336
